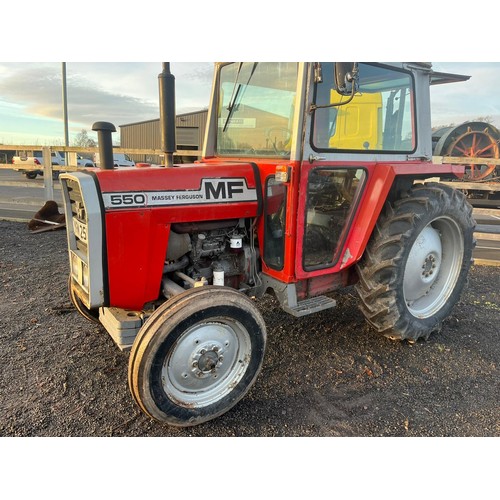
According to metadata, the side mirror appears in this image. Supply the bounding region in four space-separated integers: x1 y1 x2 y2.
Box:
334 62 358 96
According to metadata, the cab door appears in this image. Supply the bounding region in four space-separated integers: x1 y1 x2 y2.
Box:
295 62 416 279
295 162 367 279
295 63 371 279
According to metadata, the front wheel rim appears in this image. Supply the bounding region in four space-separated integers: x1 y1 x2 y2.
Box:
163 319 252 408
403 217 464 318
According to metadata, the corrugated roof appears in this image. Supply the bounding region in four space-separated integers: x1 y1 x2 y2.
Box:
120 109 208 128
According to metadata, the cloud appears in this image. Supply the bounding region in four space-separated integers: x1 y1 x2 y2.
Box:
430 62 500 128
4 61 500 145
174 63 214 83
0 62 213 143
0 63 159 129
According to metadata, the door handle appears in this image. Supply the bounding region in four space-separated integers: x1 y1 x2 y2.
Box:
308 154 326 163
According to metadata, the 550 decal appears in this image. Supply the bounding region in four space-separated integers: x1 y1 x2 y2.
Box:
102 178 257 209
108 193 147 207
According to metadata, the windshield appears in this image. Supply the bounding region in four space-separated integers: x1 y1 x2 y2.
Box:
216 62 299 158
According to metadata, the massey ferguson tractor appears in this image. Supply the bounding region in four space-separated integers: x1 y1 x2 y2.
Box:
61 62 476 427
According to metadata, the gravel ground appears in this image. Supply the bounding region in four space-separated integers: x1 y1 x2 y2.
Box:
0 219 498 438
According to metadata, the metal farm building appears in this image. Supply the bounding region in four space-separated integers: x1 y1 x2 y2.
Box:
119 109 208 163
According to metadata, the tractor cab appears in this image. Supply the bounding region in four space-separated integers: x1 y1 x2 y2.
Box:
204 62 434 162
201 62 458 290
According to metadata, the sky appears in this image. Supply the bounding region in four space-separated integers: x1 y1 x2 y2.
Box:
0 62 214 145
2 61 500 147
1 3 499 148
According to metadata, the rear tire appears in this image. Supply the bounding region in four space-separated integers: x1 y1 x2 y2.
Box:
356 183 475 341
128 286 267 427
25 172 37 179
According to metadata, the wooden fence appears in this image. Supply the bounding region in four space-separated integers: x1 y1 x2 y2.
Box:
0 145 201 212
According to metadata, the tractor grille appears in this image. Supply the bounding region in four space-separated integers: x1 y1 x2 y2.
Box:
65 178 88 254
61 172 105 309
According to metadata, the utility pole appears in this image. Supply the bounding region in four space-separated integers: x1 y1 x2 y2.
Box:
62 63 69 164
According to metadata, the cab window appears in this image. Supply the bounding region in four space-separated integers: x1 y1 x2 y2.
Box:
303 167 366 270
217 63 298 158
312 63 415 153
264 177 287 270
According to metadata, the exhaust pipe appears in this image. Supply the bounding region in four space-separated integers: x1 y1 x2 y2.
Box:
158 63 176 167
92 121 116 170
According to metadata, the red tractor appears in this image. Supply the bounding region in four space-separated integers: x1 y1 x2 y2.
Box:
61 62 475 426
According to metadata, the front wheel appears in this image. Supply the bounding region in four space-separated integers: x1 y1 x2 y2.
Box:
356 183 475 342
128 287 267 427
68 275 100 323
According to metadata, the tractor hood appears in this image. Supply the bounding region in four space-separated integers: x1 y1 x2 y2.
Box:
91 162 262 219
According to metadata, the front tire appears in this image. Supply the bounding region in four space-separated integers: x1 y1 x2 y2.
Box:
356 183 475 341
68 275 100 323
128 287 267 427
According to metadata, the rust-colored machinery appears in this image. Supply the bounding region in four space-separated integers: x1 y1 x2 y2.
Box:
433 121 500 207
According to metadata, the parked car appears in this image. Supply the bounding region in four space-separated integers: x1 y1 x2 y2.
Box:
12 150 64 179
74 154 95 168
12 151 95 179
93 152 136 168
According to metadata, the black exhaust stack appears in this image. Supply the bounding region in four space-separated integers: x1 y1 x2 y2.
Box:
159 63 176 167
92 121 116 170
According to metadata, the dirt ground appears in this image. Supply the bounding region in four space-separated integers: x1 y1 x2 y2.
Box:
0 219 498 438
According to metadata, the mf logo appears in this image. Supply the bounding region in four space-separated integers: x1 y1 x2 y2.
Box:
204 179 245 200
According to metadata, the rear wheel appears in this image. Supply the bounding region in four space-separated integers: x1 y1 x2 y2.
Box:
25 172 37 179
433 121 500 181
445 126 499 181
128 286 267 427
356 183 475 341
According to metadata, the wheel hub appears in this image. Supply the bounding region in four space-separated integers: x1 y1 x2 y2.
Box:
421 253 439 280
403 217 464 319
192 344 225 376
162 320 251 408
404 225 442 303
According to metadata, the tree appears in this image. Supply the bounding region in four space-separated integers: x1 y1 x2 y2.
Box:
73 129 97 148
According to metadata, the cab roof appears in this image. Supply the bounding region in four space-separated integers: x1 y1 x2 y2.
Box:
430 71 471 85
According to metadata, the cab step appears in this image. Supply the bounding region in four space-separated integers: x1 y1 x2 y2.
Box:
283 295 336 317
